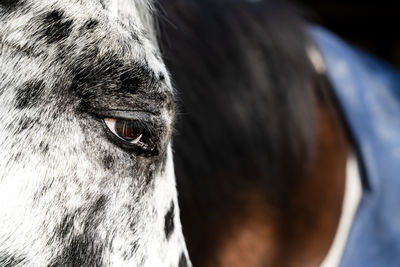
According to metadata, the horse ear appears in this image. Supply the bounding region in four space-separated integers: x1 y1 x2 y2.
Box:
306 43 326 75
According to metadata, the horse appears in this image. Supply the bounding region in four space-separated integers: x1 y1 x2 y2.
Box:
159 0 354 266
0 1 190 266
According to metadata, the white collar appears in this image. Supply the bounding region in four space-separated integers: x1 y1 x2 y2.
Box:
320 154 362 267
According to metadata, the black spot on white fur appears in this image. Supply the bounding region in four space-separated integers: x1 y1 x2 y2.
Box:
15 80 44 109
41 10 73 44
51 196 108 266
164 201 175 240
18 115 35 132
0 0 24 11
39 140 49 154
99 0 106 9
70 50 158 102
102 154 114 170
122 241 139 261
83 19 99 32
0 252 25 267
49 233 104 267
13 151 22 162
178 252 188 267
57 214 75 239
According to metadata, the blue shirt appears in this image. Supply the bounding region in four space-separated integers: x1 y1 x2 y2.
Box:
310 26 400 267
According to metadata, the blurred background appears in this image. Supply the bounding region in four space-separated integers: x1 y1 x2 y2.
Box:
293 0 400 67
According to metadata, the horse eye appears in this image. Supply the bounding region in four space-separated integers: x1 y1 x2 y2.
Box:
104 118 143 144
103 117 158 154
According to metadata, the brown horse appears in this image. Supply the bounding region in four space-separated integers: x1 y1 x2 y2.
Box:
158 0 352 266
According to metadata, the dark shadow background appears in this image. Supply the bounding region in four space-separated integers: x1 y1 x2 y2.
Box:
293 0 400 67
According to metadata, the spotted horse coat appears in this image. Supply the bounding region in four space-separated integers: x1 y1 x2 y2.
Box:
0 0 190 266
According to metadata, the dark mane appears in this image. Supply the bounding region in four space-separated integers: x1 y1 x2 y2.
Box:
158 0 333 264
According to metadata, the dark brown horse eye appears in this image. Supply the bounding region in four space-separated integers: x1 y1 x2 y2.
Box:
115 120 142 142
104 118 143 144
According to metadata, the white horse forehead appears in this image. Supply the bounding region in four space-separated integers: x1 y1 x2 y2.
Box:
0 0 171 88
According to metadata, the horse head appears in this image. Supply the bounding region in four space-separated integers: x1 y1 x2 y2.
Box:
0 1 189 266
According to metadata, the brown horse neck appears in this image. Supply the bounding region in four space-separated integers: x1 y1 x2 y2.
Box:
203 99 349 267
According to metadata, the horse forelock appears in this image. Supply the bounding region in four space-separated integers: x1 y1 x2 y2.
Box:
0 1 189 266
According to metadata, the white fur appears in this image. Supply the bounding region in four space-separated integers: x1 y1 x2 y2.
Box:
0 0 189 266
